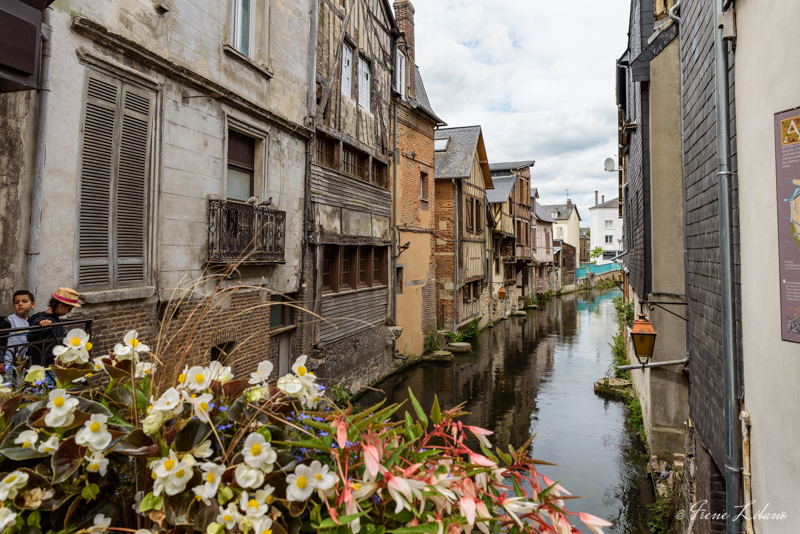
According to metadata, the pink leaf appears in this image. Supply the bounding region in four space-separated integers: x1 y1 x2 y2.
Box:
578 513 613 534
363 444 380 478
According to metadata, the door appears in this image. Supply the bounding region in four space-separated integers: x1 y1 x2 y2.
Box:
278 334 291 377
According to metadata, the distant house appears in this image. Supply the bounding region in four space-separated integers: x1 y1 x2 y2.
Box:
553 239 576 289
540 200 582 250
589 198 623 264
579 227 590 264
532 200 555 293
486 176 517 318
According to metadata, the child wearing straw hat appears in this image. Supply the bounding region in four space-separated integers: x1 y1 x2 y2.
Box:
27 287 81 369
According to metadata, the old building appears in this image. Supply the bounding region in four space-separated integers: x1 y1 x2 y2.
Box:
391 0 444 358
0 0 313 378
433 126 493 332
532 200 555 294
305 0 398 389
579 227 590 264
486 176 516 320
540 201 582 250
553 239 576 289
588 198 623 264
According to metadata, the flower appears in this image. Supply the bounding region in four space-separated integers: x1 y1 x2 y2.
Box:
75 414 112 452
234 465 264 489
24 365 45 383
286 464 315 501
465 425 494 449
243 433 277 472
185 366 211 391
113 343 134 361
153 451 181 479
142 412 167 435
14 430 38 449
0 471 29 501
193 439 214 459
152 388 182 413
276 374 304 396
86 452 109 476
248 360 273 385
192 484 214 505
0 507 17 531
136 362 154 379
92 358 106 373
53 343 90 364
199 462 226 495
291 355 309 377
578 513 613 534
217 504 241 530
165 462 193 496
45 388 79 428
37 435 59 454
307 460 338 491
90 514 111 534
385 472 424 514
177 365 189 388
63 328 90 350
123 330 150 353
252 516 273 534
207 361 233 383
239 488 274 517
183 392 213 423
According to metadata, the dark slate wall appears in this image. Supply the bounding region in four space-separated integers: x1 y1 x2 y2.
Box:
681 0 742 473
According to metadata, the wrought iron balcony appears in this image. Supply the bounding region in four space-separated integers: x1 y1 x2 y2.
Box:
208 200 286 264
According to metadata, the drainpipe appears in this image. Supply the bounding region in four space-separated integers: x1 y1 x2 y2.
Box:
27 7 52 297
392 99 398 326
713 0 742 531
307 0 318 118
452 177 458 333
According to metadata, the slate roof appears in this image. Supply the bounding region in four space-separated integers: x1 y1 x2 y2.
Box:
434 126 492 189
533 201 556 224
589 197 620 210
489 160 536 172
410 67 444 124
540 203 582 222
486 176 515 204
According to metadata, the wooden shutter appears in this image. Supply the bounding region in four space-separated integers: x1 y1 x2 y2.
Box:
358 57 370 109
341 45 352 96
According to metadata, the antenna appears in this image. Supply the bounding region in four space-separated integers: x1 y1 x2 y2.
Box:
604 157 619 172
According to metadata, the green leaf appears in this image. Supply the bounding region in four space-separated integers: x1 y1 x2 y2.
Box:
430 395 441 425
0 423 50 460
51 436 85 484
113 428 158 457
389 524 440 534
256 427 272 443
81 483 100 501
407 389 428 428
26 511 41 528
217 486 234 505
173 419 212 452
315 510 370 530
384 509 414 523
139 492 162 512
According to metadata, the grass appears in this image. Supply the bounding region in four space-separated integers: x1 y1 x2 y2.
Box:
444 318 481 343
648 471 685 534
423 331 442 353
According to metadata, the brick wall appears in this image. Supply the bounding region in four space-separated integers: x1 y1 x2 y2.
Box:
435 179 456 328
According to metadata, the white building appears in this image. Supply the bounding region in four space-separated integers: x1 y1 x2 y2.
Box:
589 197 623 264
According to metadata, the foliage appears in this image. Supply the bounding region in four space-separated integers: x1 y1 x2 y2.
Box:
589 247 604 265
445 319 481 344
331 383 352 408
607 329 630 381
612 297 635 327
0 328 615 534
423 332 442 354
592 278 618 290
648 472 685 534
624 394 647 445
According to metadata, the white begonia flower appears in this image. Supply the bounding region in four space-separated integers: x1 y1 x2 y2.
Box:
86 452 109 476
252 516 273 534
152 476 166 498
0 471 29 501
199 462 226 495
113 343 134 361
0 507 17 531
176 365 190 388
301 391 323 410
217 504 241 531
37 435 60 454
142 411 167 436
123 331 150 353
286 464 315 501
63 329 90 350
24 365 45 383
192 484 213 505
90 514 111 534
92 358 106 373
239 488 274 518
291 355 309 378
234 465 265 489
243 433 277 472
193 439 214 459
135 362 154 379
75 414 112 452
248 361 274 385
182 392 213 423
307 460 338 491
152 388 182 413
185 366 211 391
153 451 181 479
47 388 79 419
207 361 233 383
53 345 90 365
164 461 193 496
276 374 304 396
14 430 38 449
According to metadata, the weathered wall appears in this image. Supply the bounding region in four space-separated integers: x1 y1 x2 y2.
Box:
734 1 800 530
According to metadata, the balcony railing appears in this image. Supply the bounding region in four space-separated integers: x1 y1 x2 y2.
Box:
208 200 286 264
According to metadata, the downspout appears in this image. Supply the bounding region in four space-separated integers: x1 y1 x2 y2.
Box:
27 7 53 297
307 0 318 118
713 0 742 531
392 99 398 326
452 178 458 333
740 411 754 534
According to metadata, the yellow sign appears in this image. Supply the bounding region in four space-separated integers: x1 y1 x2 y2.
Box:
781 115 800 146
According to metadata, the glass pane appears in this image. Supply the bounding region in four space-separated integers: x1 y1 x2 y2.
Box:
227 167 252 201
271 305 283 328
239 0 251 56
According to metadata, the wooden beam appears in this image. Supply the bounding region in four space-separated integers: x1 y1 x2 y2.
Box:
317 12 351 122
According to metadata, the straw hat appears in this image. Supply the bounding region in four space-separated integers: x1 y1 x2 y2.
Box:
52 287 81 308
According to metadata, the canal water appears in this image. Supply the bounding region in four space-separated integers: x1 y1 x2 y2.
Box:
359 288 654 533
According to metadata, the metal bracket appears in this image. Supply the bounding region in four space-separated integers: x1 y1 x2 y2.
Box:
640 299 688 322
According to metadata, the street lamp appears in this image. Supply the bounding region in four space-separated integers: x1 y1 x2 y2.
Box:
629 301 657 365
498 287 507 300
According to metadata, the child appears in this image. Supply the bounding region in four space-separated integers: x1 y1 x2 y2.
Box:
2 290 35 380
28 287 80 369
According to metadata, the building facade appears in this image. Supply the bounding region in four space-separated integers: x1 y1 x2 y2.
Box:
532 200 555 294
540 201 582 250
588 198 623 264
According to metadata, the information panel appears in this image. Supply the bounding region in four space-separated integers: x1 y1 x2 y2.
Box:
775 108 800 342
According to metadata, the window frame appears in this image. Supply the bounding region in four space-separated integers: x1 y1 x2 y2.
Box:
270 295 295 329
230 0 254 58
604 220 614 229
605 235 614 244
342 44 353 97
226 129 256 201
315 135 337 170
420 171 429 201
358 56 371 110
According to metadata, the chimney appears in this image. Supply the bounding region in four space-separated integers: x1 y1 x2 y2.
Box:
394 0 417 98
595 191 598 206
602 195 605 203
567 199 572 209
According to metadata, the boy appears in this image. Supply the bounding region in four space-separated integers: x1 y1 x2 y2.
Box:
28 287 80 368
2 290 35 381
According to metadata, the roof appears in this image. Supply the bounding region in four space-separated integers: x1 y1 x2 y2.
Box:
489 160 536 172
533 201 556 224
589 197 620 210
486 176 515 204
539 203 582 222
409 67 444 124
434 126 493 188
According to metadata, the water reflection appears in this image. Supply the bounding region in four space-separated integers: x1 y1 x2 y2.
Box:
359 289 653 533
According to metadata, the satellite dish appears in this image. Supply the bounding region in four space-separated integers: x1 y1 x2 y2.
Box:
604 158 616 172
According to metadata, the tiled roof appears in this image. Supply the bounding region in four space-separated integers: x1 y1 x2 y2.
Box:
539 203 582 222
434 126 482 180
533 201 556 223
486 176 515 203
589 197 620 210
489 160 536 172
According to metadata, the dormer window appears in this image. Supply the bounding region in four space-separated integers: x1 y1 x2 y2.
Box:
434 138 449 151
551 211 559 218
394 49 407 100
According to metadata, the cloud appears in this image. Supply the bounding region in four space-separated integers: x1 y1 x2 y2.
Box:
403 0 630 208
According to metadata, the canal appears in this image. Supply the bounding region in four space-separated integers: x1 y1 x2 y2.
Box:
359 288 654 533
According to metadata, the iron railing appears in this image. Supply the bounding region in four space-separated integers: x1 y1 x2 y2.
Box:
1 319 93 370
208 200 286 264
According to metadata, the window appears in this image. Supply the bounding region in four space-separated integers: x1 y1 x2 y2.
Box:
342 147 366 180
374 247 386 285
342 44 353 97
270 295 295 329
475 199 483 231
324 246 387 293
227 130 255 201
434 138 449 151
394 49 407 99
371 161 387 187
358 247 369 285
396 266 404 295
210 341 236 363
557 227 563 239
341 247 355 289
358 57 371 109
315 135 336 170
465 197 475 232
230 0 252 57
605 235 614 244
420 171 429 201
77 72 154 290
605 220 613 229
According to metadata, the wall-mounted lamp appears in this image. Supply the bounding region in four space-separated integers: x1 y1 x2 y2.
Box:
629 300 657 365
498 287 507 300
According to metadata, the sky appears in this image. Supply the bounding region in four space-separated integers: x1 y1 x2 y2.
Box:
401 0 632 211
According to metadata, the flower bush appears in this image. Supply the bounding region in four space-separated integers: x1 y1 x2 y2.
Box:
0 329 612 534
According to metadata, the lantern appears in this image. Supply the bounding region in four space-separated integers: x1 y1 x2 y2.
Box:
629 312 658 365
498 287 507 300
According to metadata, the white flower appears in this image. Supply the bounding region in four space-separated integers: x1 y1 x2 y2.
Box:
185 366 211 391
46 389 79 428
75 414 112 452
239 488 274 518
207 361 233 383
142 411 167 435
113 343 134 361
0 507 17 531
153 451 181 479
217 504 241 531
176 365 190 388
234 465 264 489
53 344 89 365
123 331 150 353
276 374 304 396
152 388 182 413
193 439 214 459
192 484 214 505
286 464 315 501
307 460 338 491
14 430 38 450
242 433 277 472
90 514 111 534
37 435 60 454
0 471 29 501
302 391 323 410
252 516 273 534
248 361 273 385
63 329 90 350
198 462 225 495
164 462 193 496
183 392 213 423
135 362 154 379
92 358 106 372
291 355 309 377
86 452 109 476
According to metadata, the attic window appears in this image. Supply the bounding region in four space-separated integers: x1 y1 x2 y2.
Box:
551 211 559 218
434 138 449 152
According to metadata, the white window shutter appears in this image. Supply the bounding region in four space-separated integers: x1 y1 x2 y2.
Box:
358 57 370 109
341 45 352 96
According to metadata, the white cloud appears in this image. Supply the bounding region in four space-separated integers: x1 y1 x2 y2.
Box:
404 0 630 209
